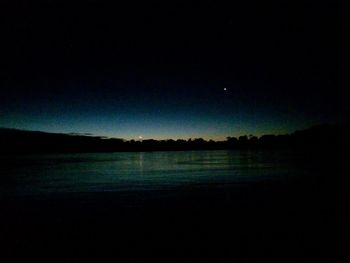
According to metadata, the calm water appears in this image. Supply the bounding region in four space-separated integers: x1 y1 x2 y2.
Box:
0 150 307 196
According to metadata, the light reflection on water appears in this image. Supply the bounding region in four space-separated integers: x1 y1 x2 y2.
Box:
0 150 306 195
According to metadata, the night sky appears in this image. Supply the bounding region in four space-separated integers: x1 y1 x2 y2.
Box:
1 1 349 140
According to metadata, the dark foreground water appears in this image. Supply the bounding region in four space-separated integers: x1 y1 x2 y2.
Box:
0 150 349 262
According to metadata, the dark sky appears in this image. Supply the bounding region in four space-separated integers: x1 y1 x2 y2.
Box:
1 1 349 140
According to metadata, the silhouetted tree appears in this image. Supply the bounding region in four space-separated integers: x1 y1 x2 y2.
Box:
238 135 248 142
259 135 277 147
249 136 258 144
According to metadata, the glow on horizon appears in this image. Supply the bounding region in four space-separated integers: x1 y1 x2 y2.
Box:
0 107 316 141
0 117 313 141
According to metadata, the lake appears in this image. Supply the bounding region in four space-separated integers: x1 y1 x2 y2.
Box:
1 150 308 197
1 150 348 262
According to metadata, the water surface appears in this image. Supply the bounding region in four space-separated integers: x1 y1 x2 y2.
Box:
1 150 307 196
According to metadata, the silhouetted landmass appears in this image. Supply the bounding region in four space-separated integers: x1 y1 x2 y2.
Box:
0 123 349 154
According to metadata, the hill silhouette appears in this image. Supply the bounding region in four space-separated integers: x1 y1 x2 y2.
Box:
0 124 349 154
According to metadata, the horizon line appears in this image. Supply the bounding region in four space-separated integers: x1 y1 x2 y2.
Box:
0 123 340 142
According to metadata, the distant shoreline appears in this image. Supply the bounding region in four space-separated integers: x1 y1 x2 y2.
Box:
0 123 349 154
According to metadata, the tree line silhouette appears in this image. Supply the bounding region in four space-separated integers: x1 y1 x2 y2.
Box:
0 124 349 154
